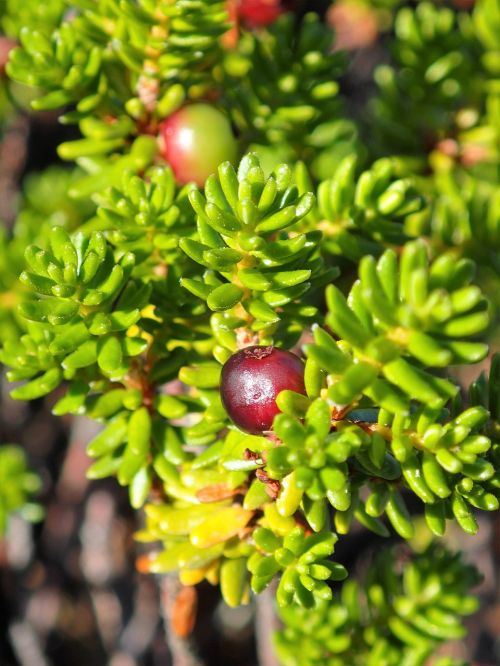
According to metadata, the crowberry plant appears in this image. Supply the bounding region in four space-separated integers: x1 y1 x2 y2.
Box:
0 0 499 664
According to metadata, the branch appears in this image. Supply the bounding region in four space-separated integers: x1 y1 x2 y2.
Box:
255 582 280 666
159 576 205 666
0 114 29 228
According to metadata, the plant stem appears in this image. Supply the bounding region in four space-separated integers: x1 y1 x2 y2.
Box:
160 576 205 666
254 582 280 666
0 114 29 227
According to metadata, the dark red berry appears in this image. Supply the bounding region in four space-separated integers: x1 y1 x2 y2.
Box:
159 104 238 186
238 0 283 26
220 345 305 434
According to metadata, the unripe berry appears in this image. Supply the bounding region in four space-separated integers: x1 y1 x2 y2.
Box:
220 346 305 434
159 104 238 186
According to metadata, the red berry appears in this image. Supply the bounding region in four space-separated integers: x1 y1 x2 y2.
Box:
238 0 283 26
220 346 305 434
159 104 238 186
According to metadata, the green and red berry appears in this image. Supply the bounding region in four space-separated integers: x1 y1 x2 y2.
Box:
159 103 238 186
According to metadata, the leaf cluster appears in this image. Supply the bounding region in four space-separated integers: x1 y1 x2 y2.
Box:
179 153 333 351
223 12 358 178
275 543 480 666
296 155 424 262
0 444 43 535
370 1 482 159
